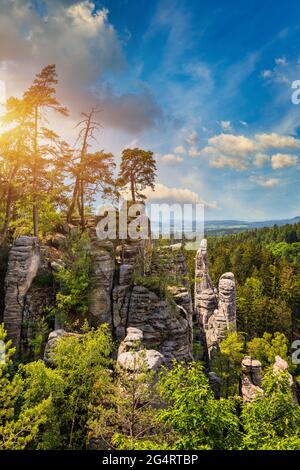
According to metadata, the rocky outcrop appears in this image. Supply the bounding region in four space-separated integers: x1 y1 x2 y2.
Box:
112 243 139 340
112 242 193 363
117 327 164 372
241 357 263 402
89 240 115 328
2 227 193 364
273 355 298 402
195 239 236 359
127 285 193 363
3 236 40 348
44 329 80 366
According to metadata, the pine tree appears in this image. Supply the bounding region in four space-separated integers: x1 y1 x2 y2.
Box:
117 148 156 202
23 64 69 237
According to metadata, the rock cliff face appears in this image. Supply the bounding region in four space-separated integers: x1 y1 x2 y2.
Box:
111 241 193 363
194 239 236 359
2 228 194 364
89 239 115 328
3 236 40 348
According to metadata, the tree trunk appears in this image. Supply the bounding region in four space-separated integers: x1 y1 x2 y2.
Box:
130 175 135 202
33 106 39 238
67 180 79 223
79 178 85 231
67 111 92 224
0 186 13 245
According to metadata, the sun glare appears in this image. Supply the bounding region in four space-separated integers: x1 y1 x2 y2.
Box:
0 79 6 117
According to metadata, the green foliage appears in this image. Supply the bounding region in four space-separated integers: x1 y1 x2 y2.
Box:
156 361 241 450
241 369 300 449
247 332 291 370
117 147 156 202
211 332 245 398
0 324 52 450
89 348 164 450
51 230 91 327
185 222 300 340
0 323 113 449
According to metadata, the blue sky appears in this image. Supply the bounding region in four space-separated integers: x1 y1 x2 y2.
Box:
1 0 300 220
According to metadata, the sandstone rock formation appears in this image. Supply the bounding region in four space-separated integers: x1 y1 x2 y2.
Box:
194 239 236 359
3 236 40 348
241 356 263 402
113 242 193 362
44 329 80 366
126 285 193 362
3 225 193 364
117 327 164 372
88 239 115 328
273 355 298 402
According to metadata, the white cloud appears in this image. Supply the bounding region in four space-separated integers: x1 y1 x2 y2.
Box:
143 183 216 208
185 130 198 146
250 176 280 188
254 153 270 167
271 153 298 169
174 145 186 155
261 69 272 79
161 153 183 165
0 0 163 134
255 133 300 149
239 120 248 127
188 146 201 158
202 133 256 170
200 132 300 171
220 120 232 131
275 57 287 66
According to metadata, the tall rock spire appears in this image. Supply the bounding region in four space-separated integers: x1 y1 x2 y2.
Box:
194 238 237 359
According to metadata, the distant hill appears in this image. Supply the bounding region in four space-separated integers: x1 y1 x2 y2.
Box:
151 216 300 237
205 216 300 231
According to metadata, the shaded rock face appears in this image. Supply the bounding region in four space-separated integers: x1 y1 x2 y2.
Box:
3 237 40 348
3 229 193 364
241 357 263 402
112 242 193 363
89 240 115 327
112 243 138 340
194 239 236 359
127 285 193 362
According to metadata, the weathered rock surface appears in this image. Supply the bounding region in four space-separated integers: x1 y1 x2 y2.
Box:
3 236 40 348
117 349 164 372
127 285 193 362
273 355 298 402
89 240 115 327
117 327 164 372
195 239 236 359
44 329 80 366
241 356 263 402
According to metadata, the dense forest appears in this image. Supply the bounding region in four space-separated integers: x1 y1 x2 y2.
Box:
1 66 300 451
